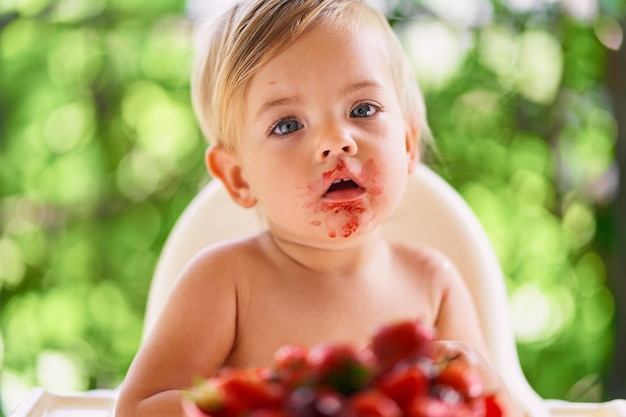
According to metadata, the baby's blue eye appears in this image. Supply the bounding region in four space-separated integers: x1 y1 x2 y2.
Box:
272 118 303 135
350 103 377 118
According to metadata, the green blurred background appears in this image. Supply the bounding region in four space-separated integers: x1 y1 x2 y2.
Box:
0 0 625 415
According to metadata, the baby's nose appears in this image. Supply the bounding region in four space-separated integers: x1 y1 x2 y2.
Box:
321 144 355 158
316 127 358 160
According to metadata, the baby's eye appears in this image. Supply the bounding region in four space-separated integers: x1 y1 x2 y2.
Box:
271 118 303 136
350 103 378 118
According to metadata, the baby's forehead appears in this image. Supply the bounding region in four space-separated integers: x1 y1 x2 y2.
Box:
259 18 392 71
253 22 389 75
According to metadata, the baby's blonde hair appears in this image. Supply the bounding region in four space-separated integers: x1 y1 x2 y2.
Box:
192 0 432 154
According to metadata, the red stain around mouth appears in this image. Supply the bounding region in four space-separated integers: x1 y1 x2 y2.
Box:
307 159 381 238
322 159 347 181
320 200 365 238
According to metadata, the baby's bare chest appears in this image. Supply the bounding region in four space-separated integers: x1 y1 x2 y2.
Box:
223 272 438 369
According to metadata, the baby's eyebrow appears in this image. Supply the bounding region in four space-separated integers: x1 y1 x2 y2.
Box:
255 96 301 121
341 80 384 95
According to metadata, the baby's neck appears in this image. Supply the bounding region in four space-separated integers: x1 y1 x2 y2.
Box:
263 231 389 277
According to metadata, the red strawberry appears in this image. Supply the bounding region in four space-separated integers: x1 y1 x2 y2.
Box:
186 369 283 417
374 362 431 409
483 395 503 417
371 320 435 372
273 345 311 388
222 373 283 413
405 396 455 417
348 390 402 417
275 345 309 369
435 361 483 400
183 379 224 417
306 344 376 395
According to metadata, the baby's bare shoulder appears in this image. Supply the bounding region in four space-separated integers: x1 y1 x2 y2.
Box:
390 240 456 275
159 234 269 333
194 234 265 262
183 233 269 280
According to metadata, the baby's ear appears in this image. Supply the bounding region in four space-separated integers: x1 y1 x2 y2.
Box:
405 115 421 174
206 145 257 208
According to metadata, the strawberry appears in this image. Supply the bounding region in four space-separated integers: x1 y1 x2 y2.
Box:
483 395 503 417
273 345 312 388
183 379 227 417
348 390 402 417
435 361 483 400
185 369 284 417
405 396 455 417
408 394 490 417
274 345 309 370
306 344 376 396
374 361 431 410
371 320 435 372
221 372 283 414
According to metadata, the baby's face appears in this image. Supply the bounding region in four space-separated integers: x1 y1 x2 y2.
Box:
237 22 415 246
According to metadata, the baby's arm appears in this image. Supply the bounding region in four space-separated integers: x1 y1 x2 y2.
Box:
115 247 239 417
433 259 524 417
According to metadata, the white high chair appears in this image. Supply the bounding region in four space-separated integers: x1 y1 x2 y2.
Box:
10 165 626 417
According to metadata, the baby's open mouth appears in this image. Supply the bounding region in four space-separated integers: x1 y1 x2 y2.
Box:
326 178 360 194
325 178 361 197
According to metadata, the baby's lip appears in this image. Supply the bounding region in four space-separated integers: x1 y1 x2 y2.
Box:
319 161 366 200
322 185 366 201
302 159 378 208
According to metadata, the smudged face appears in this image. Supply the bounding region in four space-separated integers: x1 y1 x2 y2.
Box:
303 159 381 239
237 22 416 247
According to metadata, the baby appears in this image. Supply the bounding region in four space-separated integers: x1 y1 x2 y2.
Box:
115 1 523 416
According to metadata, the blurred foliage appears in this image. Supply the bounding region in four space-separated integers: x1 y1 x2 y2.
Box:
0 0 208 413
0 0 624 415
397 0 625 402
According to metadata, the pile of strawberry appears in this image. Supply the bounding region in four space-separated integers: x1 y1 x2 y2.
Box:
183 319 502 417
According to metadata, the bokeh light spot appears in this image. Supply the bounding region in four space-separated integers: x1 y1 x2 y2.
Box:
47 28 101 86
421 0 493 27
44 101 94 154
1 371 31 416
402 20 469 90
50 0 105 23
479 25 518 89
561 0 598 21
0 238 26 288
574 252 605 296
582 287 614 334
509 169 554 208
516 30 563 103
512 283 574 343
117 150 170 200
0 18 37 60
562 201 596 250
37 350 88 392
140 17 193 83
